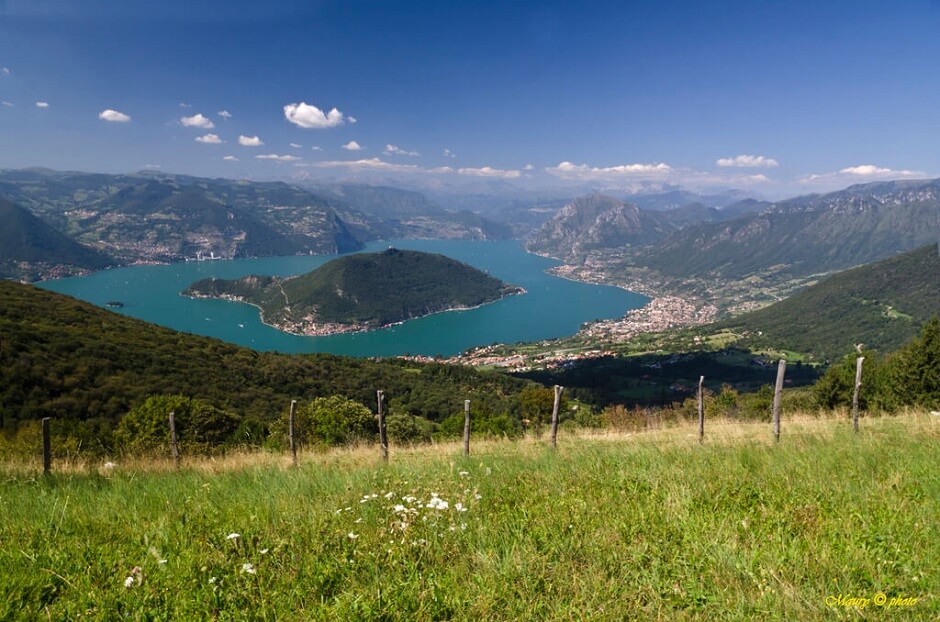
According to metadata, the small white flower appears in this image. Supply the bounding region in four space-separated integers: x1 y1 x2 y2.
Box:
123 576 135 588
348 532 359 540
474 494 482 500
393 504 406 513
158 559 167 565
384 491 395 499
241 563 256 575
455 503 467 512
103 461 116 470
226 533 240 540
209 576 218 584
354 518 362 524
260 548 269 555
458 471 469 477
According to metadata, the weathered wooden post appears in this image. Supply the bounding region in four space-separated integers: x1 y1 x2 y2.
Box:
377 390 388 463
463 399 471 456
42 417 51 475
772 360 786 442
289 399 298 466
549 385 563 450
697 375 705 444
852 356 865 433
169 411 180 468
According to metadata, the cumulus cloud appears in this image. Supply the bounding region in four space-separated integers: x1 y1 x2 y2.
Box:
218 110 233 119
716 154 779 168
443 148 456 158
289 143 302 148
256 153 301 162
195 133 223 144
348 115 358 124
546 161 673 180
799 164 925 187
283 102 345 128
458 166 522 179
238 135 264 147
342 140 363 151
35 101 49 108
223 155 239 161
98 109 131 122
180 113 214 129
311 145 323 151
384 144 420 157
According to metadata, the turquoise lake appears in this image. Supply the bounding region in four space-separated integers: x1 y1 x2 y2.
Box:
39 239 648 357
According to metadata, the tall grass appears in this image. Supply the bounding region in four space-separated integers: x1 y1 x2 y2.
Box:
2 412 938 620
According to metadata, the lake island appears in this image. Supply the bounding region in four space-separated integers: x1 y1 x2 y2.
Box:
183 248 525 336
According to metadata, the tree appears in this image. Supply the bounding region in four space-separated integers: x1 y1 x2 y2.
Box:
892 317 940 409
116 394 240 454
287 395 377 448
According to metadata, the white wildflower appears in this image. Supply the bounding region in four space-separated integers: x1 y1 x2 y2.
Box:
158 559 167 565
384 491 395 499
226 533 240 540
393 504 406 513
123 576 135 588
455 503 467 512
260 548 269 555
241 562 256 575
348 532 359 540
209 576 218 584
459 471 469 477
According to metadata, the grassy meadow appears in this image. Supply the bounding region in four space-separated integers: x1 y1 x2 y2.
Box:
2 412 938 620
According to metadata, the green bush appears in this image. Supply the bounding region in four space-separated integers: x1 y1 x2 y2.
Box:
386 413 432 445
271 395 377 449
116 395 241 455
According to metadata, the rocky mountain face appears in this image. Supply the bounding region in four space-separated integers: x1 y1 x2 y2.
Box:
525 194 720 261
641 178 940 280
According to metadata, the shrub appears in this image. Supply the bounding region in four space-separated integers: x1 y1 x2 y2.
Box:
116 394 241 455
271 395 377 449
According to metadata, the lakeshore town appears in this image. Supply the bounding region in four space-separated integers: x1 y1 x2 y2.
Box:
401 294 718 371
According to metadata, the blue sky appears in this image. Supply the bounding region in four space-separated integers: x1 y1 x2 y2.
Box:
2 0 940 197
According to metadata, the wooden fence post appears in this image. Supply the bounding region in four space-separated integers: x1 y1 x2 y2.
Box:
772 360 786 442
852 356 865 433
463 399 471 456
377 390 388 463
289 399 298 466
697 376 705 444
169 411 180 468
42 417 51 475
549 385 563 450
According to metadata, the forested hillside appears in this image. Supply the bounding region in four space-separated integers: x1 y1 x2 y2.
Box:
0 281 530 450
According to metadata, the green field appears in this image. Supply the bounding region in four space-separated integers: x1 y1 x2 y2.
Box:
2 413 938 620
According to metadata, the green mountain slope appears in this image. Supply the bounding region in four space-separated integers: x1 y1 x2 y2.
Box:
186 249 523 332
0 197 111 279
716 244 940 360
0 281 529 432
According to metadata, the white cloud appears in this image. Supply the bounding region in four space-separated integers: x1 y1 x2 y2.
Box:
35 101 49 108
458 166 522 179
289 142 302 149
98 109 131 122
238 135 264 147
223 155 239 161
313 157 454 175
524 164 534 171
195 133 223 144
256 153 301 162
180 113 215 129
384 144 420 157
716 154 779 168
799 164 925 187
443 148 456 158
2 101 14 107
311 145 323 151
143 164 161 169
179 102 191 108
348 115 358 124
1 67 10 76
218 110 233 119
342 140 363 151
283 102 345 128
546 161 673 180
